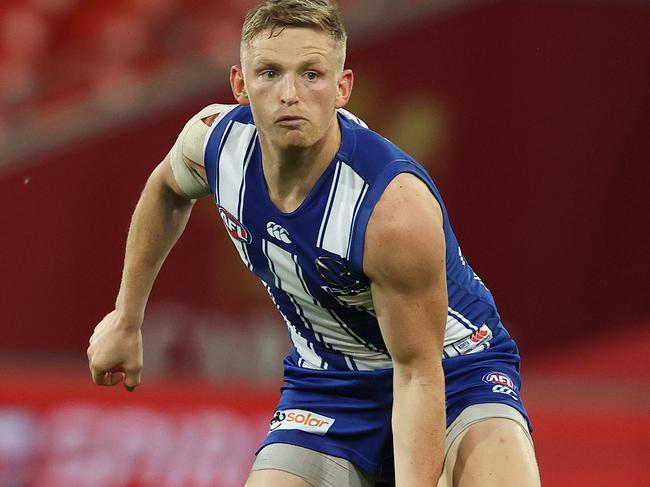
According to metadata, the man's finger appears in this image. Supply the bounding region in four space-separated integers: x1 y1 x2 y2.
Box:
91 368 110 386
124 369 141 392
108 371 126 386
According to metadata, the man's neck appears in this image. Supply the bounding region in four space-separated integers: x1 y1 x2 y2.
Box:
260 120 341 213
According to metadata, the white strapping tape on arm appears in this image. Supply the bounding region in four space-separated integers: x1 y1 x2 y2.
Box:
170 104 235 199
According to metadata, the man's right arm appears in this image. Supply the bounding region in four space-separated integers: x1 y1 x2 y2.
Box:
86 105 227 391
87 154 197 391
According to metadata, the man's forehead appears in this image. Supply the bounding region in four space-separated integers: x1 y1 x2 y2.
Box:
251 48 329 64
246 26 338 58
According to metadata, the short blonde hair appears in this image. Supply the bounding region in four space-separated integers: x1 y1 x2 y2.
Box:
241 0 347 69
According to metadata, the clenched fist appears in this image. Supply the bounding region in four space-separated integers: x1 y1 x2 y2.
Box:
87 310 143 391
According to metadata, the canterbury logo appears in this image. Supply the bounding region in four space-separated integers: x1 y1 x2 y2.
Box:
266 222 292 244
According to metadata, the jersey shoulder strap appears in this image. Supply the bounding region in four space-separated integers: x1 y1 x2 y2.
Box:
336 119 449 275
203 105 256 202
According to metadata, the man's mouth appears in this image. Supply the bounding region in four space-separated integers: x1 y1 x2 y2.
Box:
276 115 306 127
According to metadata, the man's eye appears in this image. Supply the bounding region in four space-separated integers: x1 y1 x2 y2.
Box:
262 71 277 79
305 71 319 81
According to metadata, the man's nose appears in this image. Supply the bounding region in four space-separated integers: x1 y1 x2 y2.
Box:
281 75 299 106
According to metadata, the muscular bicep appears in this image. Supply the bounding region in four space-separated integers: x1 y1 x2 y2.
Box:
364 173 447 369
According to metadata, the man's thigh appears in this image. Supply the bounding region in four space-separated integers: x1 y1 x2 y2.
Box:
249 443 375 487
438 413 540 487
245 469 313 487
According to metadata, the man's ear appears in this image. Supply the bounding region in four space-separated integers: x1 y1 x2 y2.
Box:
335 69 354 109
230 65 250 106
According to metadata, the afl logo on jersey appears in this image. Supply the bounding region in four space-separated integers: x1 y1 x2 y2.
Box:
482 371 515 389
482 371 519 401
218 206 252 243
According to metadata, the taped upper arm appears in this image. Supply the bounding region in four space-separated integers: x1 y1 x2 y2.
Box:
169 104 234 199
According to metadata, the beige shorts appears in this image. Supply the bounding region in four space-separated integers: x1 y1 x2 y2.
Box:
251 403 532 487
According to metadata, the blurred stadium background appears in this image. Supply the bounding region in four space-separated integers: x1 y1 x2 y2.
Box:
1 0 649 485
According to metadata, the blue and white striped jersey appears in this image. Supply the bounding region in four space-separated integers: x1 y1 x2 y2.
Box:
203 105 507 371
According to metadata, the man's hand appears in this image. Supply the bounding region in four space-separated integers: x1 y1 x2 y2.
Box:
87 310 143 392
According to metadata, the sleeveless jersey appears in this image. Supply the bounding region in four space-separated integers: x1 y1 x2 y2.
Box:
203 105 508 372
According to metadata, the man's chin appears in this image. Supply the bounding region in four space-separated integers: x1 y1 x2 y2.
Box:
277 132 312 150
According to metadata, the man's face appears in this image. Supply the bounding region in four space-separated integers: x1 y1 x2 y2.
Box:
234 27 352 151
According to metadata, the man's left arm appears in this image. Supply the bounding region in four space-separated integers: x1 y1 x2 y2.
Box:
364 173 447 486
